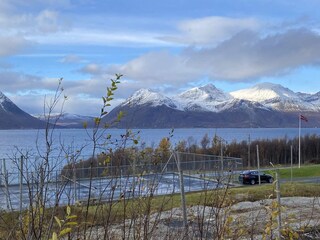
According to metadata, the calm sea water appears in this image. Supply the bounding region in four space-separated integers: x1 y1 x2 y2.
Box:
0 128 319 158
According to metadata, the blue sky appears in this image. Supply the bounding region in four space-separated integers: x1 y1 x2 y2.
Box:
2 0 320 116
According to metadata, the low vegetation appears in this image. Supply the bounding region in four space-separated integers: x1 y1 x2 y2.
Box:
1 76 320 239
267 164 320 178
1 182 320 239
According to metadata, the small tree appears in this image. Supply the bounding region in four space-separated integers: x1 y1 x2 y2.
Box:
156 137 171 164
200 133 210 152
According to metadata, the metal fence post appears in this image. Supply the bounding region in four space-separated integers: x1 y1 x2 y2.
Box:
2 158 11 210
20 155 23 214
276 169 282 239
290 145 293 183
220 139 224 174
256 145 261 185
176 152 188 228
72 155 77 204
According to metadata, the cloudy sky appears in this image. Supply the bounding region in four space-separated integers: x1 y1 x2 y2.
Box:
2 0 320 116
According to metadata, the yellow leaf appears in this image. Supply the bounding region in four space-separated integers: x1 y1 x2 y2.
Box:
271 210 279 218
59 227 72 236
265 226 271 235
94 118 100 125
54 216 62 228
51 232 58 240
66 215 77 220
66 222 78 226
67 206 71 216
226 216 233 224
104 156 111 164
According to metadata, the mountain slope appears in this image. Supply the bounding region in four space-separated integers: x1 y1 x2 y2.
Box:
103 98 313 128
230 83 318 111
0 92 46 129
122 89 178 109
174 84 232 112
34 113 94 128
103 82 320 128
303 91 320 106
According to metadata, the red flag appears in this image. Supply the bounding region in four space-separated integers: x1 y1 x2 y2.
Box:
300 114 308 122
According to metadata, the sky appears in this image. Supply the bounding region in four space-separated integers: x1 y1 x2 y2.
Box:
2 0 320 116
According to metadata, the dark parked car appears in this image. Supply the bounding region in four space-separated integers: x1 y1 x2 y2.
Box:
239 170 274 185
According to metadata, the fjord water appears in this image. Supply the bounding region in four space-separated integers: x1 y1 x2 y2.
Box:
0 128 319 159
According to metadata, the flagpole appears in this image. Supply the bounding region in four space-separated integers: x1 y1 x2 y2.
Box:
298 114 301 168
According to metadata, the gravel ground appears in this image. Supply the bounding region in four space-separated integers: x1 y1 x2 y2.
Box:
73 197 320 239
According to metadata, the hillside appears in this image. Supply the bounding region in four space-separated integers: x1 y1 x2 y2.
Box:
103 82 320 128
0 92 46 129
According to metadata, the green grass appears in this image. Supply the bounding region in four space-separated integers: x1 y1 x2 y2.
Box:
84 182 320 225
265 164 320 179
2 181 320 237
229 182 320 202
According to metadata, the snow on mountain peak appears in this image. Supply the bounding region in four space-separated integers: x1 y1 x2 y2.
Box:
174 84 232 112
119 82 320 113
122 88 177 108
230 82 318 111
199 83 223 94
179 84 230 101
0 91 13 112
230 82 298 102
0 91 10 104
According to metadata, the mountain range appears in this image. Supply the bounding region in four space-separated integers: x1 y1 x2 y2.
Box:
0 91 45 129
1 82 320 129
0 91 94 129
103 82 320 128
34 113 94 128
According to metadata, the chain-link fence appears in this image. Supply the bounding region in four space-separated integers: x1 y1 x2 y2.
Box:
0 152 243 211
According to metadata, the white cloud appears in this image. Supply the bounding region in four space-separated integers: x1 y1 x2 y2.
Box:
160 16 260 46
79 63 104 75
0 9 70 35
29 28 170 47
0 71 124 116
0 71 43 91
189 28 320 80
60 95 124 118
107 51 200 86
1 0 72 10
107 28 320 85
60 54 83 63
35 10 70 34
0 35 33 56
0 2 71 57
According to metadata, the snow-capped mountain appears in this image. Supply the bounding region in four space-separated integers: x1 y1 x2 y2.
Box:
0 91 13 108
296 92 313 101
120 82 320 113
0 91 46 129
302 91 320 105
2 81 319 129
103 82 320 128
34 113 95 127
122 89 178 109
174 84 232 112
230 83 319 112
121 84 235 112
